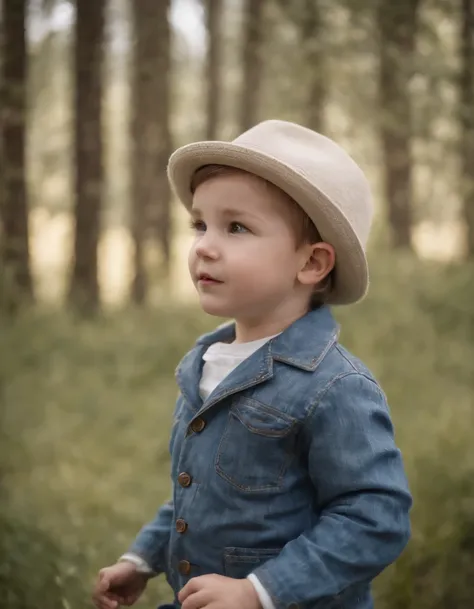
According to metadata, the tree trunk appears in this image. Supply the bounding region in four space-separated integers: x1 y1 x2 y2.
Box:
0 0 33 310
378 0 420 250
460 0 474 257
130 0 173 304
69 0 105 312
301 0 325 132
205 0 222 140
239 0 265 132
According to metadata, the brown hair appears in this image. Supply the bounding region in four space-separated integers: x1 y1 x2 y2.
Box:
190 164 333 308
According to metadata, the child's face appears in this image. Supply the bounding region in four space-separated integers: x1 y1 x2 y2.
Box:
188 172 320 324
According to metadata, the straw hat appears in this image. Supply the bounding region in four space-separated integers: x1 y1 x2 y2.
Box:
167 120 374 304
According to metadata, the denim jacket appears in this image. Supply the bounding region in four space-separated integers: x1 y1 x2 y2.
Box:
128 306 412 609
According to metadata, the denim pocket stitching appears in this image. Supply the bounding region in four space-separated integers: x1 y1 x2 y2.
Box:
215 431 285 492
233 403 297 438
215 401 296 492
223 547 281 577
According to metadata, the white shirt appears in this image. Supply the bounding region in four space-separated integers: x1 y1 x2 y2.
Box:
199 335 277 400
121 333 279 609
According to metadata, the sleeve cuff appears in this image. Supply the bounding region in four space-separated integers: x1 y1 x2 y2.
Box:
118 552 155 575
247 573 276 609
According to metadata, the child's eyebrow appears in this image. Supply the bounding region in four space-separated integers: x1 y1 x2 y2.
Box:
191 206 262 222
221 207 263 222
222 207 248 217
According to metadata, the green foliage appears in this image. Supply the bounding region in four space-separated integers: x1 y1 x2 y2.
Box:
0 510 85 609
1 258 473 609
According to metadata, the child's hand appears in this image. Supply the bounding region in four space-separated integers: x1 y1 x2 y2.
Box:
178 574 262 609
92 561 148 609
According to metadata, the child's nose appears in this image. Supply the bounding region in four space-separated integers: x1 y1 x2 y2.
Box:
195 232 220 260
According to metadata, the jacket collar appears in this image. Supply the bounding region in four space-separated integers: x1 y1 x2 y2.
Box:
176 306 339 416
195 305 339 372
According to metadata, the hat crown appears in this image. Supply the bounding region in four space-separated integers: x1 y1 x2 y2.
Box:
233 120 373 246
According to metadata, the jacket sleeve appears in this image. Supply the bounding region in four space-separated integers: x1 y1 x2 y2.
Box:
251 372 412 609
125 497 174 575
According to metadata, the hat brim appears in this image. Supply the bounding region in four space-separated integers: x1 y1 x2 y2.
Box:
167 141 369 305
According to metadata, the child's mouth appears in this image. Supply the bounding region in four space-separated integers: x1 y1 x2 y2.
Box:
198 273 223 285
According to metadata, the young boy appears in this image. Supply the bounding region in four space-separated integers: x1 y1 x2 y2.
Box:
92 120 411 609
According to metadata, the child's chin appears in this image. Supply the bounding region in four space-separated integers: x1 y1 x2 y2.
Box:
199 297 234 318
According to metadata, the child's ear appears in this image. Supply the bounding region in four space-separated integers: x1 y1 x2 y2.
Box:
297 242 335 287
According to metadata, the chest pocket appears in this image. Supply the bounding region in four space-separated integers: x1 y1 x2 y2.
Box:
215 397 297 492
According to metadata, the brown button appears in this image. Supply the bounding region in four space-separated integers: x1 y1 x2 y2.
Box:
190 417 206 433
176 518 188 533
178 472 192 488
178 559 191 575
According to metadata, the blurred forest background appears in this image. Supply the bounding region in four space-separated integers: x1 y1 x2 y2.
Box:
1 0 474 608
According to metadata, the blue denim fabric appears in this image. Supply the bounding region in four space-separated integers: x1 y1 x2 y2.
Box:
129 306 412 609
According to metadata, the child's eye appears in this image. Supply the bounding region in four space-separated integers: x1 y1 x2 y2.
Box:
229 222 249 234
190 219 206 232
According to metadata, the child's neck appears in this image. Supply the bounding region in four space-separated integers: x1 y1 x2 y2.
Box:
233 306 310 344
